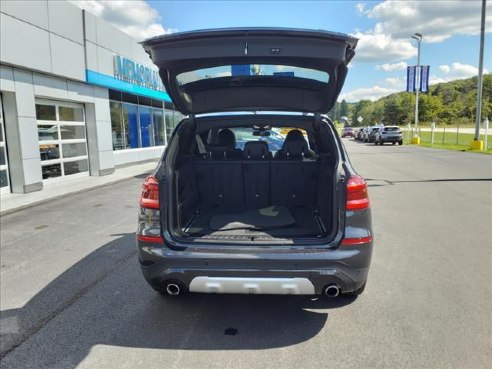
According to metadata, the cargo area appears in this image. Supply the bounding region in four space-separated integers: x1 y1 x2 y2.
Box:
172 154 336 241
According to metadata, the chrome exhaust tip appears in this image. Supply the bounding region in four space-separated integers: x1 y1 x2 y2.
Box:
324 284 340 298
166 283 181 296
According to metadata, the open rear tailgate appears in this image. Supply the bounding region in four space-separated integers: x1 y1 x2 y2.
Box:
142 28 357 114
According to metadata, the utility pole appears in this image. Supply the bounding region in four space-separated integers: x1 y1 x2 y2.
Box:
411 33 422 144
471 0 486 150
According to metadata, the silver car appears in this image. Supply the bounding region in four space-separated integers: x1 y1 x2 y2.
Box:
375 126 403 145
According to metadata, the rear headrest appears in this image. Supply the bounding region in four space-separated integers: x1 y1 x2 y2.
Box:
280 130 308 159
243 141 271 160
217 128 236 151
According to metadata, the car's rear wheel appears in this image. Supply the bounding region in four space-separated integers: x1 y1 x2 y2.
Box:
379 140 384 145
399 140 403 145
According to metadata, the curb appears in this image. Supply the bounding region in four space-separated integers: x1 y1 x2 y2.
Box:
0 172 151 217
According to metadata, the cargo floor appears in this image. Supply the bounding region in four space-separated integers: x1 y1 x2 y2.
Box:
184 205 324 238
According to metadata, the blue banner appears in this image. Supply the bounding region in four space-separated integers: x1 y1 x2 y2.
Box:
407 66 416 92
420 65 430 93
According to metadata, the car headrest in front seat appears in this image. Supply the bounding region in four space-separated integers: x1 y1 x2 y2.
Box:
217 128 236 150
275 129 311 160
243 141 272 160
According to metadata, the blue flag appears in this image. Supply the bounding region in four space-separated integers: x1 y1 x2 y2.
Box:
420 65 430 93
407 66 416 92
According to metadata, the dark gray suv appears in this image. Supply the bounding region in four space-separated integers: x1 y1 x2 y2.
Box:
136 28 373 298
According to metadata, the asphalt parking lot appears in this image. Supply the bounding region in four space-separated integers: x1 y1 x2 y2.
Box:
1 140 491 369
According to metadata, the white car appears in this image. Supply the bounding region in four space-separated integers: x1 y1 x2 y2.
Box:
375 126 403 145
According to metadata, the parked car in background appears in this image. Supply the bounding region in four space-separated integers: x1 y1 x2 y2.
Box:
355 128 364 141
341 126 355 138
137 28 373 299
375 126 403 145
367 126 380 143
360 127 369 142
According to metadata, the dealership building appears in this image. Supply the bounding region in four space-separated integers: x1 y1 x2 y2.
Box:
0 0 182 196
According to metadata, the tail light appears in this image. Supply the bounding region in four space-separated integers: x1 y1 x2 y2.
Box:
346 175 370 211
137 176 163 244
341 236 373 246
342 175 371 246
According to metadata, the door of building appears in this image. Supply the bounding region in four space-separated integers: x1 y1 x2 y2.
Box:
35 100 89 180
0 94 11 193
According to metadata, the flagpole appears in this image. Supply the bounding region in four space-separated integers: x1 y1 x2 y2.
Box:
471 0 486 150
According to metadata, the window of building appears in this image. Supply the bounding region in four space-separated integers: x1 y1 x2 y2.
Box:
110 101 125 150
109 90 176 150
164 102 184 142
139 106 153 148
123 103 139 149
153 109 165 146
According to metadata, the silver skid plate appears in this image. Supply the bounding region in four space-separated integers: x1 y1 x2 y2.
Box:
189 277 315 295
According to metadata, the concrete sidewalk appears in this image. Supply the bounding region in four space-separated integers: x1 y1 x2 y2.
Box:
0 161 157 216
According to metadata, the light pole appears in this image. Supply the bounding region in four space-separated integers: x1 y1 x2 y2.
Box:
411 32 422 144
471 0 486 150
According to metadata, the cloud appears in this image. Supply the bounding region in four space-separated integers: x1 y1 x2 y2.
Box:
434 62 488 84
352 0 491 63
353 31 416 61
339 85 398 102
355 3 366 14
377 61 408 71
439 65 451 74
384 77 406 89
365 1 492 43
71 0 176 41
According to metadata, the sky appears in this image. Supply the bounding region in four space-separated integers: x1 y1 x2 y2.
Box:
71 0 491 103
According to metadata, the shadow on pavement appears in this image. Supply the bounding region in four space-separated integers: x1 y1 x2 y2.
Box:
0 233 356 368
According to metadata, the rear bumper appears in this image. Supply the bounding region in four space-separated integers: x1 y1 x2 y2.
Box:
380 136 402 142
137 242 373 295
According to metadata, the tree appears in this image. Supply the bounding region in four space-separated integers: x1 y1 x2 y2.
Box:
351 100 371 126
419 94 443 123
339 99 349 120
383 95 410 125
342 74 492 126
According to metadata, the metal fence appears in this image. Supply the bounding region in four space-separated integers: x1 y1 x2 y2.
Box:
403 119 491 150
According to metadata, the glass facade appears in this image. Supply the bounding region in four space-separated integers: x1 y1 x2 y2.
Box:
109 90 183 150
165 102 183 143
110 101 125 150
139 106 152 148
124 103 139 149
153 109 165 146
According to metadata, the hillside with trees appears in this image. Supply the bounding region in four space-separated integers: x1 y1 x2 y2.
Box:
328 74 492 127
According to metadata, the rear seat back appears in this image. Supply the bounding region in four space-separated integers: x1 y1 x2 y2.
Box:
191 140 318 210
243 160 270 209
270 160 319 207
193 159 243 208
243 141 272 160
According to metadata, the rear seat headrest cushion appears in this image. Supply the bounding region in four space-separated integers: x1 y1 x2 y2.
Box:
280 129 308 159
243 141 271 159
